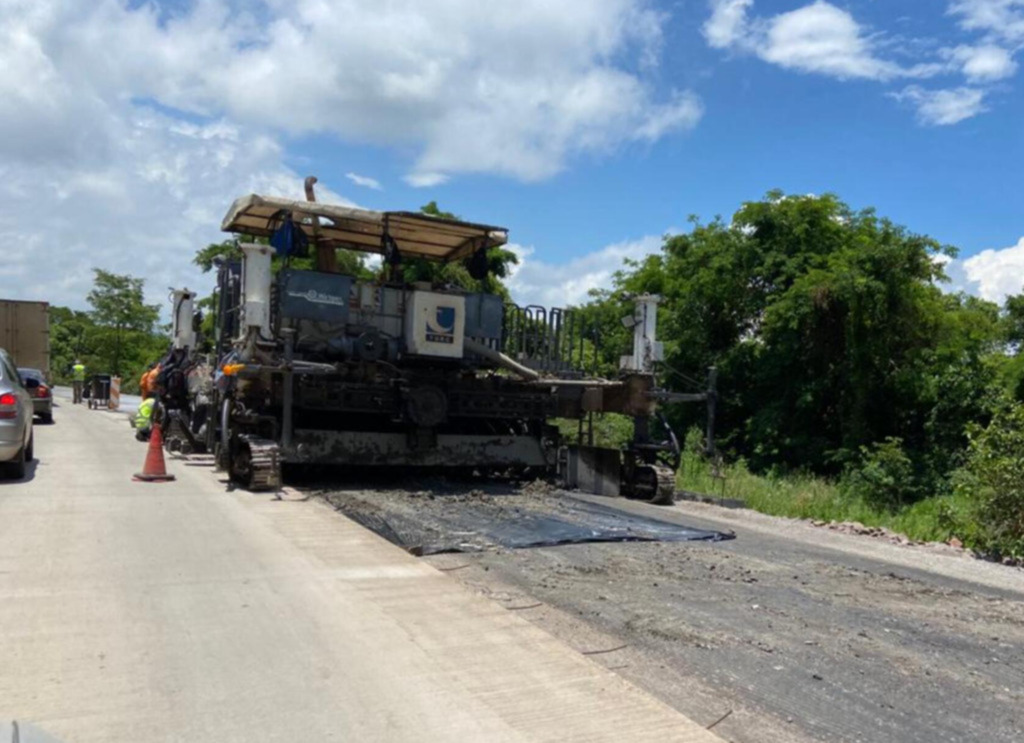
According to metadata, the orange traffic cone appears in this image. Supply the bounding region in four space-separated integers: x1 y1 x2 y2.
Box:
133 422 176 483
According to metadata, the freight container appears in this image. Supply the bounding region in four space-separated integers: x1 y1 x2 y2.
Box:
0 300 50 378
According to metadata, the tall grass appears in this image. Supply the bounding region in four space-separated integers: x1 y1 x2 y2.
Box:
552 416 961 545
677 451 960 544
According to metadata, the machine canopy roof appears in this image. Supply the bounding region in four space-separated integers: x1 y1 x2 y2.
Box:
221 194 508 262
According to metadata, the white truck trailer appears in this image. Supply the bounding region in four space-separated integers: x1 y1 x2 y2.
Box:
0 300 50 378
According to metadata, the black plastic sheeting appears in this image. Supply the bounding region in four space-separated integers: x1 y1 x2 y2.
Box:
335 494 733 555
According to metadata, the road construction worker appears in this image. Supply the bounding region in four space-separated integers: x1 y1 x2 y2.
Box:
140 363 161 399
72 359 86 404
135 393 156 442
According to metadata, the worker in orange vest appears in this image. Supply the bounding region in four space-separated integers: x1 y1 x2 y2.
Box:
140 363 161 399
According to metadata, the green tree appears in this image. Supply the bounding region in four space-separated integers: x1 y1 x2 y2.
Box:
995 293 1024 402
86 269 161 376
195 235 372 279
397 202 518 299
1002 294 1024 347
579 192 999 493
49 306 95 381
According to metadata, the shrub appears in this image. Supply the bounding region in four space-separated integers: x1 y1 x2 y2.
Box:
841 437 918 512
953 403 1024 558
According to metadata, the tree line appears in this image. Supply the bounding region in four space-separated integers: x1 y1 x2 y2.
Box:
50 269 167 393
574 191 1024 558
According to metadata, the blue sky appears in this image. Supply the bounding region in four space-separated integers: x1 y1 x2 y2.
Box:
293 1 1021 255
1 0 1021 309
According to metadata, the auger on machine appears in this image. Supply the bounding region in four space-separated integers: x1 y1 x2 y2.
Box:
184 178 715 503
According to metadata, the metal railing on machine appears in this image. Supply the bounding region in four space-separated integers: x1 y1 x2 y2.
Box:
502 304 602 378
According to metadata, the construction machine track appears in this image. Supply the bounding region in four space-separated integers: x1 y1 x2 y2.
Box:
628 463 677 505
650 464 677 505
230 436 282 491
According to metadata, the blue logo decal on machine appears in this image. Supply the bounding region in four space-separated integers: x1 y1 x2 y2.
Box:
426 306 457 343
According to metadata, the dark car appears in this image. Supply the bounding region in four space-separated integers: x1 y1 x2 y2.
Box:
18 368 53 423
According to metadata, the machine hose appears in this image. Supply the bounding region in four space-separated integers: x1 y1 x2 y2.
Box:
463 338 541 381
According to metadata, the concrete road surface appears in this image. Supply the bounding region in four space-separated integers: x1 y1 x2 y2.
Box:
53 386 140 415
0 401 722 743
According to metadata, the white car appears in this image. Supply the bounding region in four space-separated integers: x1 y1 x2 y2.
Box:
0 348 35 479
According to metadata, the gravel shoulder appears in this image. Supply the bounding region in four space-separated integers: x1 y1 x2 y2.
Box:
314 482 1024 743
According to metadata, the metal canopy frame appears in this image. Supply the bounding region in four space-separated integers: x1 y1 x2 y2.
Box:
221 194 508 263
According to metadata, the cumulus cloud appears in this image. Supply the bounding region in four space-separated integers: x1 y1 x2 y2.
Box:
759 2 909 81
949 0 1024 43
404 172 450 189
345 172 382 191
891 85 987 125
703 0 937 81
944 44 1019 81
704 0 753 50
0 109 350 310
0 0 696 309
944 237 1024 302
4 0 696 183
506 234 664 307
704 1 1020 123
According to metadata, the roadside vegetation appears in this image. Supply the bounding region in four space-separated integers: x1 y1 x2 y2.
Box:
574 191 1024 559
675 439 971 545
49 269 167 394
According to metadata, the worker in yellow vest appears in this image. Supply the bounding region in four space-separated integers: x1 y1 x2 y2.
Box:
135 393 156 441
72 360 86 404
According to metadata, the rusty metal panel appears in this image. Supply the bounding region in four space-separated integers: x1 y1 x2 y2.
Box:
601 374 656 417
560 445 621 497
581 387 604 412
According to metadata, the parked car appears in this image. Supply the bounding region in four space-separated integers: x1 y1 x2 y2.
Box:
18 367 53 423
0 348 35 479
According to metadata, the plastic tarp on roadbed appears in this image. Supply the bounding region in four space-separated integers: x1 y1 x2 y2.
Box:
327 489 733 555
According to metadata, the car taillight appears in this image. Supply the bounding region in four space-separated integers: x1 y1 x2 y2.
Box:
0 392 17 420
36 385 50 398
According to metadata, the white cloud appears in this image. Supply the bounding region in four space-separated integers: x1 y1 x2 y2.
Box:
403 172 450 188
944 43 1018 81
506 234 664 307
704 1 1020 123
759 2 904 80
345 172 382 190
632 91 704 140
0 107 352 311
0 0 697 309
892 85 987 125
704 1 937 81
704 0 753 50
5 0 696 184
949 0 1024 43
946 237 1024 302
0 1 700 179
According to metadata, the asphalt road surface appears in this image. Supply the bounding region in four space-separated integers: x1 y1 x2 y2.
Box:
418 492 1024 743
0 401 722 743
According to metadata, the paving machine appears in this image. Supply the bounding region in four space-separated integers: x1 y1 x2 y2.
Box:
183 182 714 502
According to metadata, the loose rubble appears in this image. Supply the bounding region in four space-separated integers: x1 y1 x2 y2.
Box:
806 518 1022 567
